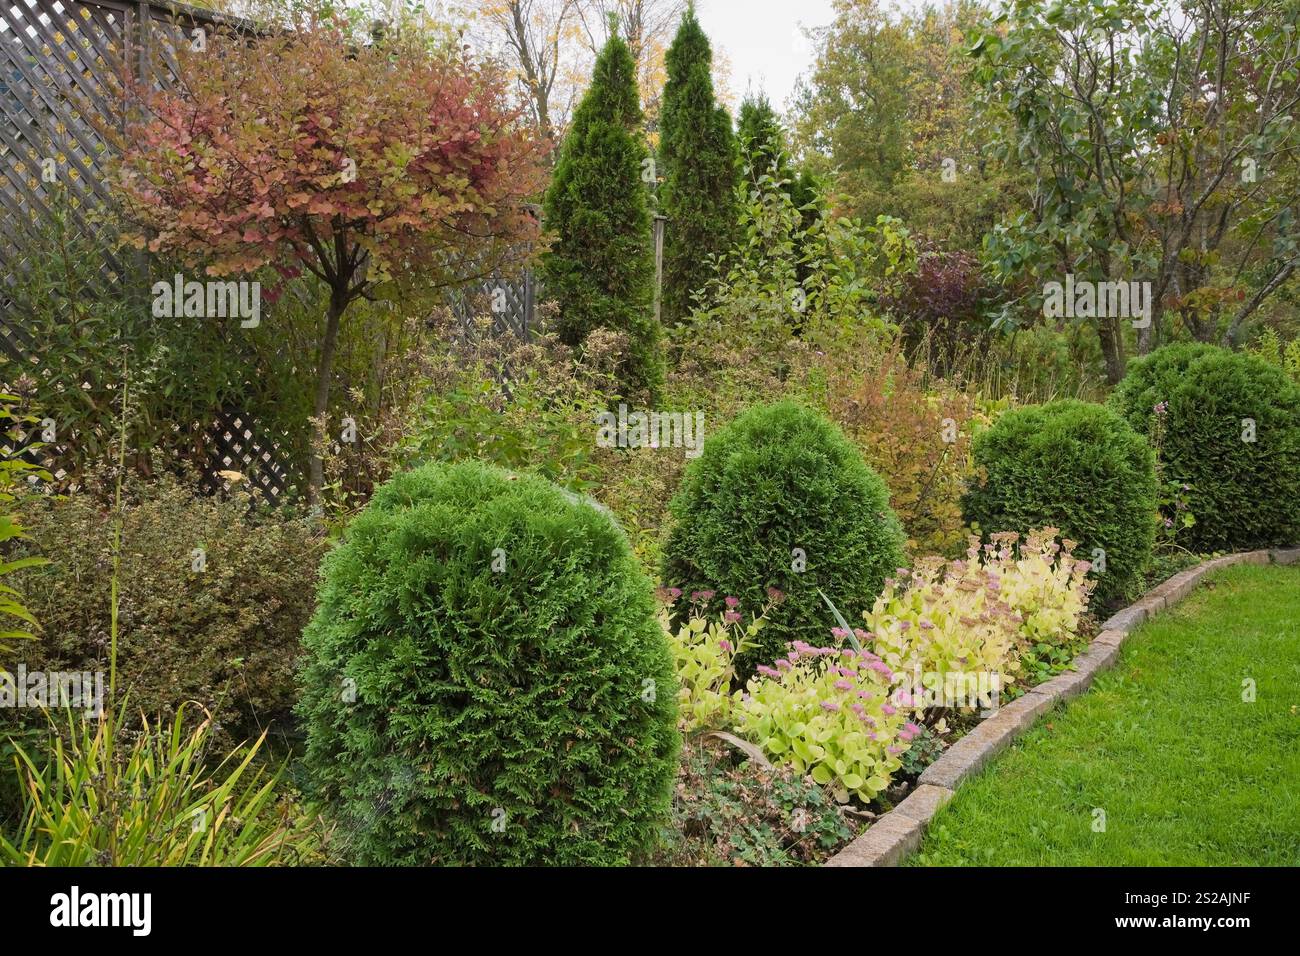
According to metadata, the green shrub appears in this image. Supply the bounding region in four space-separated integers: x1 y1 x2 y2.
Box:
8 469 324 748
961 399 1156 606
661 401 906 677
1110 344 1300 551
297 461 679 865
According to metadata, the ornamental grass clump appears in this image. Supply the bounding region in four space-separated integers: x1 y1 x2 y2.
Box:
733 642 915 804
298 461 679 866
0 704 320 867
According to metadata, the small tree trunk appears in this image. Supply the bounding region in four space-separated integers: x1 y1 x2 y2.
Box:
1098 315 1126 385
308 290 347 505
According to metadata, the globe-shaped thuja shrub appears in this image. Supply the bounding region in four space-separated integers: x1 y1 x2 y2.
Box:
298 461 679 865
961 398 1157 607
661 401 906 680
1110 343 1300 551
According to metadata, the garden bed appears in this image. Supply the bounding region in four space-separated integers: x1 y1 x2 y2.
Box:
826 549 1299 867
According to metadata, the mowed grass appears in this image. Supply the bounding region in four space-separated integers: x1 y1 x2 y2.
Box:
910 563 1300 866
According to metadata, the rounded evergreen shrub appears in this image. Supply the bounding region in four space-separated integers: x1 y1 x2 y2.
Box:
1110 343 1300 551
661 400 906 677
297 461 678 866
961 399 1156 606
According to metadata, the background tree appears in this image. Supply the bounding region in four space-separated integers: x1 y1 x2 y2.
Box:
658 6 738 324
971 0 1300 381
471 0 585 152
111 17 544 502
542 22 663 397
792 0 1013 249
576 0 690 131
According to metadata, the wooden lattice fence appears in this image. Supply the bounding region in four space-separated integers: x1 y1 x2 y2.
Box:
0 1 538 499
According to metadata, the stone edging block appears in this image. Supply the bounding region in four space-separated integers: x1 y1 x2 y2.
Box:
822 806 928 868
823 546 1296 867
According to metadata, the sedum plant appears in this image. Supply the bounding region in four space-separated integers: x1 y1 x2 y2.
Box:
661 590 781 733
733 642 914 804
866 558 1024 704
865 529 1094 703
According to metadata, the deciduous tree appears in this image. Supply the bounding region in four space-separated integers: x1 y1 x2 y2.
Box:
110 16 543 501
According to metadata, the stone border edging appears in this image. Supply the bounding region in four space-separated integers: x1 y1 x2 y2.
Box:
824 547 1297 867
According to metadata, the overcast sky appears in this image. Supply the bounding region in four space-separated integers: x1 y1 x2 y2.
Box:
696 0 840 113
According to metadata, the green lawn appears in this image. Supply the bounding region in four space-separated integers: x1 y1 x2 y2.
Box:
910 563 1300 866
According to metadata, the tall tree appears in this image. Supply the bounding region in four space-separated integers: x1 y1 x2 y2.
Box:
576 0 690 131
542 21 663 397
658 6 738 324
474 0 585 151
792 0 1010 248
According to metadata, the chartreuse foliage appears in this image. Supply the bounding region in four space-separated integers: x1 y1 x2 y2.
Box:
725 530 1091 806
298 461 678 866
664 527 1096 807
542 28 662 398
659 6 738 325
1110 344 1300 552
734 641 913 804
662 602 762 733
962 399 1156 606
662 401 906 679
866 530 1094 698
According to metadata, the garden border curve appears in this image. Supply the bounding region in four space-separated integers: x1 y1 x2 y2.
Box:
823 546 1300 867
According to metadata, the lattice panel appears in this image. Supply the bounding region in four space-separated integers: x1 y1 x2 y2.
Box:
196 409 295 502
453 272 537 340
0 0 126 276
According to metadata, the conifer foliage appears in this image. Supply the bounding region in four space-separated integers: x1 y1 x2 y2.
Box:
542 24 663 397
658 6 739 325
